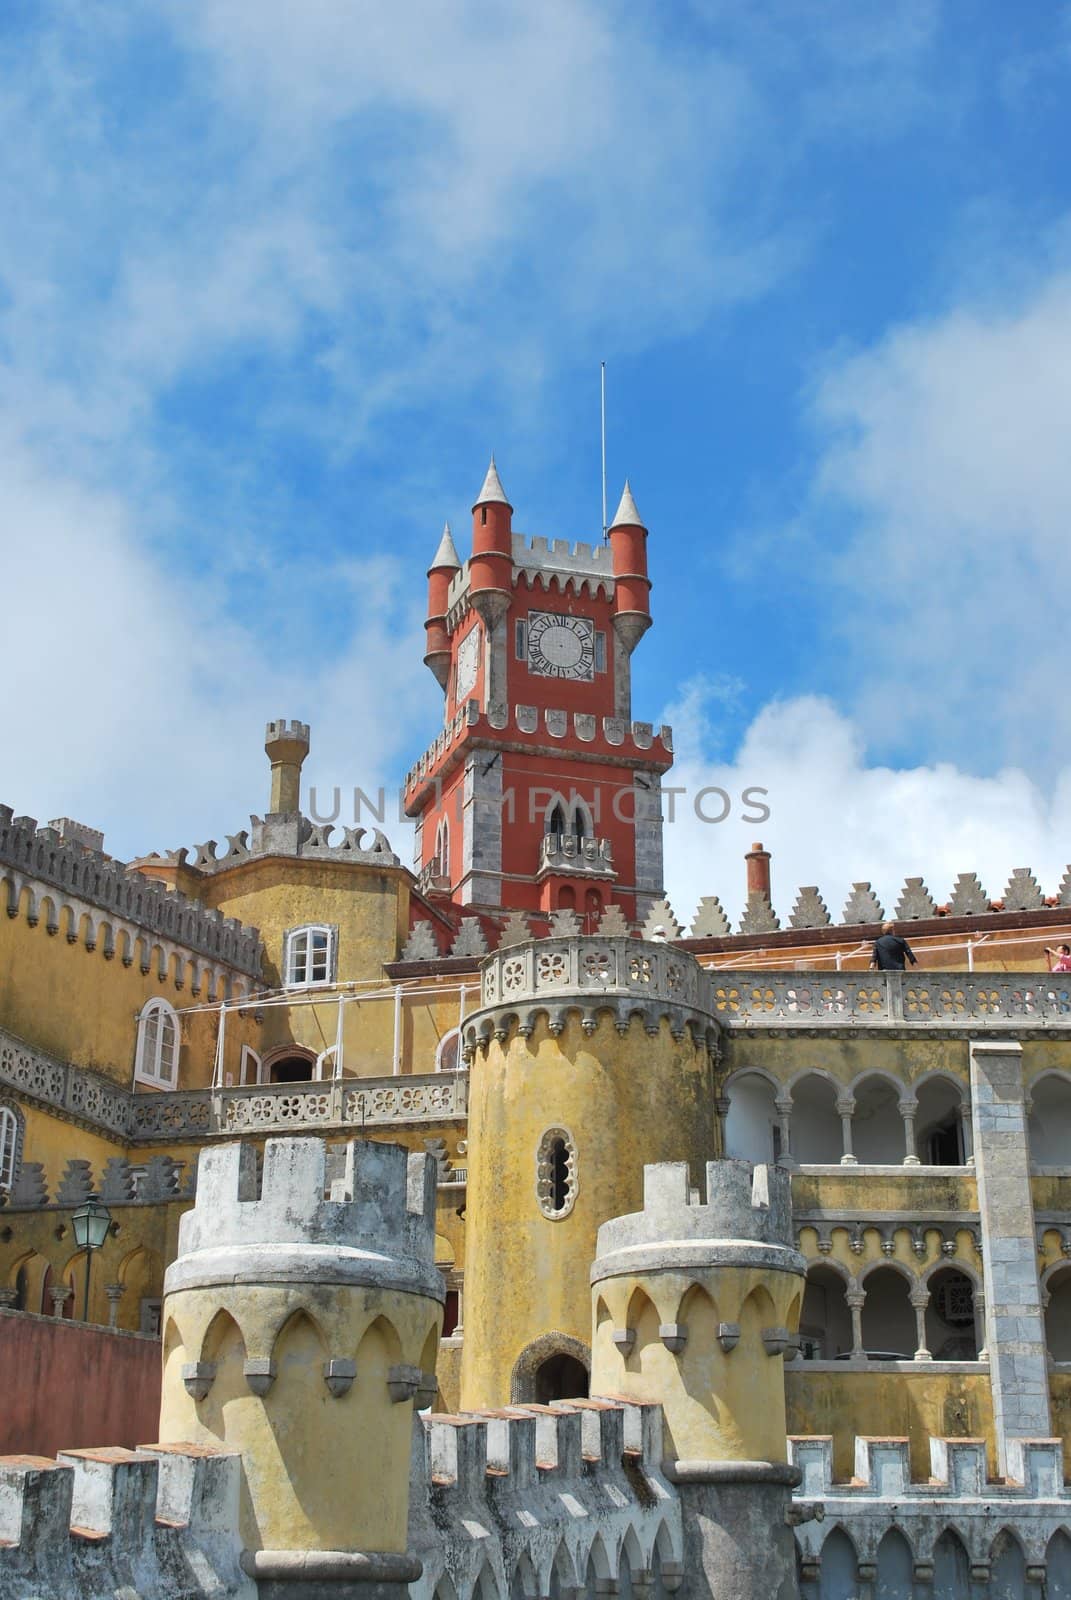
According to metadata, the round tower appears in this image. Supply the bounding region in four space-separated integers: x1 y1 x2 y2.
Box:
467 456 513 628
159 1136 444 1596
590 1158 806 1600
607 480 652 657
424 522 461 690
458 934 721 1411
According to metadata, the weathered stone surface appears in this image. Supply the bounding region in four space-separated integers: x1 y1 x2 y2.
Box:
842 883 884 924
399 920 440 962
895 877 937 921
788 888 831 930
738 892 779 935
949 872 989 916
1001 867 1044 912
690 896 731 937
450 918 489 958
639 896 683 940
496 910 532 948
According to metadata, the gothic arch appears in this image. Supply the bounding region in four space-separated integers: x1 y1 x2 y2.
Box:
510 1331 590 1404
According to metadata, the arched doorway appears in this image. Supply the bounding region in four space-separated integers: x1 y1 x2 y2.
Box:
510 1333 590 1403
265 1047 317 1084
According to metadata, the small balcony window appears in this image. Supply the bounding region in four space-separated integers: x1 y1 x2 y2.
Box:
134 998 180 1088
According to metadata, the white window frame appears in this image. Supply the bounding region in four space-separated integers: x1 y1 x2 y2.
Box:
435 1027 462 1073
240 1045 264 1086
283 924 338 988
0 1103 21 1191
134 998 180 1089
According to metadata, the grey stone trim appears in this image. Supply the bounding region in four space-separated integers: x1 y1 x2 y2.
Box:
788 888 832 930
590 1241 808 1284
0 805 262 977
241 1549 422 1583
842 882 885 924
969 1041 1052 1470
895 877 938 920
460 752 503 908
705 969 1071 1032
666 1460 801 1487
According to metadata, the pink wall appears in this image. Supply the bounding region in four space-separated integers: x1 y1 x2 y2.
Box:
0 1309 161 1458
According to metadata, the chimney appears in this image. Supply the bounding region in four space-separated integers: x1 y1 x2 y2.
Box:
745 841 771 899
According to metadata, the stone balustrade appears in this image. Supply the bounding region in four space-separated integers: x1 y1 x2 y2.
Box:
709 971 1071 1032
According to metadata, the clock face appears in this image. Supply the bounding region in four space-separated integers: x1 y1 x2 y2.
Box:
456 625 481 702
527 611 595 680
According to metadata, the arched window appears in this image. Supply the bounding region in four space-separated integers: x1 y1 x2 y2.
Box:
239 1046 262 1086
799 1265 852 1360
536 1127 578 1219
435 1028 462 1073
916 1076 966 1166
724 1072 781 1164
134 998 180 1088
1028 1075 1071 1166
548 802 568 839
925 1267 978 1360
283 924 337 987
544 794 593 843
0 1102 22 1191
1045 1266 1071 1361
859 1267 916 1359
433 818 450 879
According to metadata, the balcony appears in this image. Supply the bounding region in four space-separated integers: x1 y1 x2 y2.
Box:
538 833 615 878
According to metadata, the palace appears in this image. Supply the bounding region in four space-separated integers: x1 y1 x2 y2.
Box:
2 461 1071 1599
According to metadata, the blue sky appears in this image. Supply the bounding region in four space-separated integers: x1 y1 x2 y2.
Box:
3 1 1071 925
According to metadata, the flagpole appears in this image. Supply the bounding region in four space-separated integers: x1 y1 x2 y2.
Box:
600 360 607 541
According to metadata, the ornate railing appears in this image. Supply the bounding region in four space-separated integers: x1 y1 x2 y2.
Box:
708 970 1071 1029
0 1025 467 1142
481 936 709 1011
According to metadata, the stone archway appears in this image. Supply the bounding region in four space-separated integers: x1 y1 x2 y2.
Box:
510 1332 590 1404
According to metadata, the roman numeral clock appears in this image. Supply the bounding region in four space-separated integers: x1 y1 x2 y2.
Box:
526 611 595 680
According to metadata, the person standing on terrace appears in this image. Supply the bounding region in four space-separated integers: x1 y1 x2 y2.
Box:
870 921 919 971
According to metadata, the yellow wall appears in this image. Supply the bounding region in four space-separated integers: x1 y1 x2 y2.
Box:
460 1012 716 1410
786 1368 996 1482
160 1282 441 1553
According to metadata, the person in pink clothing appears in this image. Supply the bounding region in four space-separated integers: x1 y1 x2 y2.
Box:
1045 943 1071 972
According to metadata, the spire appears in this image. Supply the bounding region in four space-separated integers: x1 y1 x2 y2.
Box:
610 479 644 530
473 455 510 509
430 521 461 570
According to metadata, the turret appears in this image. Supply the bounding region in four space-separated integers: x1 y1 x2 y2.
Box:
590 1159 806 1599
467 457 513 629
264 718 310 815
608 481 652 655
424 523 461 690
158 1137 444 1593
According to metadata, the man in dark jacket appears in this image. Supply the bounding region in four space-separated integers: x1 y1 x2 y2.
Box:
870 921 918 971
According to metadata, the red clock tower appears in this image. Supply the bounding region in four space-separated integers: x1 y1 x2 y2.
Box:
404 460 673 924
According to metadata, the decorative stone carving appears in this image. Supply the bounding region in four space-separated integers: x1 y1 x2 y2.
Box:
612 1327 636 1354
497 910 533 947
842 883 884 924
690 896 731 937
536 1127 578 1220
323 1358 357 1398
1002 867 1044 912
55 1159 94 1207
760 1325 792 1357
450 919 489 958
717 1322 741 1353
244 1358 277 1396
739 893 779 935
99 1158 136 1204
400 920 441 962
659 1323 687 1353
640 898 683 940
949 872 989 915
6 1161 48 1208
895 878 937 920
548 907 582 937
386 1363 423 1403
182 1361 216 1400
140 1154 181 1202
788 888 831 930
596 904 631 936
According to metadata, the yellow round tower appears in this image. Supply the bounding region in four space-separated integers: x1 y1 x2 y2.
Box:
590 1157 807 1600
158 1135 443 1595
458 934 721 1411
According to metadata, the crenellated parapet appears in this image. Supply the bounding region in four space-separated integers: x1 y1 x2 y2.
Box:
0 805 262 979
463 936 721 1059
409 1398 683 1600
0 1442 251 1599
791 1434 1071 1591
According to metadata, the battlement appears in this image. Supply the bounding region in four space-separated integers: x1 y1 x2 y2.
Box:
409 1398 683 1600
403 701 672 801
0 1443 249 1599
791 1434 1071 1582
0 805 262 978
166 1137 444 1303
592 1158 802 1278
264 717 310 748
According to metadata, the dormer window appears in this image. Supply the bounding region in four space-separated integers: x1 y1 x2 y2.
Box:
284 925 337 987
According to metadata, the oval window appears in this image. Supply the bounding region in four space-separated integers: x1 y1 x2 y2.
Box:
536 1127 578 1219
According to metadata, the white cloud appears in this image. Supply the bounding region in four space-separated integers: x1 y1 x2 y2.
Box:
661 687 1071 931
796 266 1071 774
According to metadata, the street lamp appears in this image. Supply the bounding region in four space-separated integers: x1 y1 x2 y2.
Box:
71 1199 112 1322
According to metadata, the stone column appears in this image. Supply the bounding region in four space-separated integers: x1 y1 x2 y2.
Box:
969 1040 1052 1472
899 1099 921 1165
961 1102 975 1167
105 1283 125 1329
910 1287 932 1361
846 1288 865 1360
49 1286 73 1317
837 1098 857 1165
774 1097 795 1167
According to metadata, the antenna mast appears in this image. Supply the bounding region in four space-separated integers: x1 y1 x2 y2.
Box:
600 360 607 541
